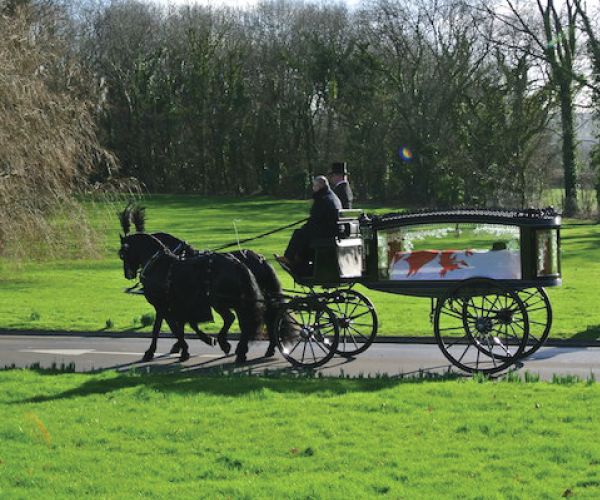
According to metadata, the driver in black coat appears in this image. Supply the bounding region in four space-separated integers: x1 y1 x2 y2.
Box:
329 162 353 209
275 175 342 274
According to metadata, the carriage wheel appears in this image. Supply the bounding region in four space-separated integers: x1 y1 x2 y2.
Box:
434 278 529 374
326 289 378 357
482 287 552 360
516 288 552 358
275 297 340 369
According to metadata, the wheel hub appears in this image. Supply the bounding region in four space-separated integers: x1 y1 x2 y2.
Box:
496 308 514 324
300 327 314 340
339 315 352 329
475 317 493 334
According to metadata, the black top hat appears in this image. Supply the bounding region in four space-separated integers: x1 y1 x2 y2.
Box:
329 162 349 175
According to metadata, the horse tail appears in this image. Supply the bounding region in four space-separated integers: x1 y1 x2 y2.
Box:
256 257 284 339
229 249 282 296
229 249 291 341
220 253 266 341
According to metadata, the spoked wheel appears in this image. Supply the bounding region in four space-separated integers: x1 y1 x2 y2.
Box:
516 287 552 358
434 278 529 374
275 297 340 369
485 287 552 361
325 289 378 357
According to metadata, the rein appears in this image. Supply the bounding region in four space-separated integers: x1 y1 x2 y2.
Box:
139 250 163 282
124 282 144 294
212 217 308 252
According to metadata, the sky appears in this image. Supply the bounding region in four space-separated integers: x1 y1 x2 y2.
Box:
155 0 254 7
151 0 360 10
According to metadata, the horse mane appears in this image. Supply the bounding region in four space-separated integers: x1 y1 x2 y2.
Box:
152 232 201 258
124 232 175 258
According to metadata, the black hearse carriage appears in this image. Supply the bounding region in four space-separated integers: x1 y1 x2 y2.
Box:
276 207 561 374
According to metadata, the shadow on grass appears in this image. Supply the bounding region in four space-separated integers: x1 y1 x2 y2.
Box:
572 325 600 341
8 354 464 405
119 326 152 333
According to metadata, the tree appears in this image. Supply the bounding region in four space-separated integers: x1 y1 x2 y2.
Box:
483 0 584 215
366 0 504 206
73 0 566 207
86 0 165 190
539 0 580 215
0 4 122 259
574 0 600 217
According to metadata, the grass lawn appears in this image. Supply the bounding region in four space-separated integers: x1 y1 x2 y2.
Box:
0 195 598 340
1 196 599 499
1 369 599 499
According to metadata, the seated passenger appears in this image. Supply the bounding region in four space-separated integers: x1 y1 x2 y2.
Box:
275 175 342 275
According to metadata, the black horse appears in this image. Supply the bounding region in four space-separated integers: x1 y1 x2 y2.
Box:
150 232 286 358
119 203 294 360
119 233 266 364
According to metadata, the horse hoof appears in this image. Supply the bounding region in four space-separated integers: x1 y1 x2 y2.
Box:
235 355 247 364
265 347 276 358
169 343 181 354
219 341 231 355
203 337 217 347
180 352 190 362
142 351 154 362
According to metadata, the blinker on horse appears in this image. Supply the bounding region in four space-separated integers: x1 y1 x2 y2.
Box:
119 233 266 364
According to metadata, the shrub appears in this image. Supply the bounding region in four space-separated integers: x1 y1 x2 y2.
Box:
140 313 155 328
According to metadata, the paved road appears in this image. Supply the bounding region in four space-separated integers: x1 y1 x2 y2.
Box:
1 334 599 380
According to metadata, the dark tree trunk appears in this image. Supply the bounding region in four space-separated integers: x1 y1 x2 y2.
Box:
559 80 578 216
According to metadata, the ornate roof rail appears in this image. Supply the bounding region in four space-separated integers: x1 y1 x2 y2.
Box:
366 207 561 229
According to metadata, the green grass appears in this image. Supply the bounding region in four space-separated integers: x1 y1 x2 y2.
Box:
545 188 598 217
1 369 599 499
2 196 598 499
0 194 598 340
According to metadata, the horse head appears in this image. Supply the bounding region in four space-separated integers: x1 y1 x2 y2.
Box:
119 234 138 280
119 233 165 280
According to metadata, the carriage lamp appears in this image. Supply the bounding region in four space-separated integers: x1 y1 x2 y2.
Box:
536 229 560 278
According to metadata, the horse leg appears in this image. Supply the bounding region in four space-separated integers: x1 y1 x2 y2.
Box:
232 306 252 364
170 321 184 354
264 304 277 358
189 323 217 347
169 340 182 354
235 332 249 364
143 313 163 362
166 318 189 362
215 307 234 355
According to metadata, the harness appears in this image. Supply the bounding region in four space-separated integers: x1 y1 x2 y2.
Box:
205 253 213 300
126 243 267 306
140 250 162 283
124 282 144 295
124 248 164 295
172 242 185 255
